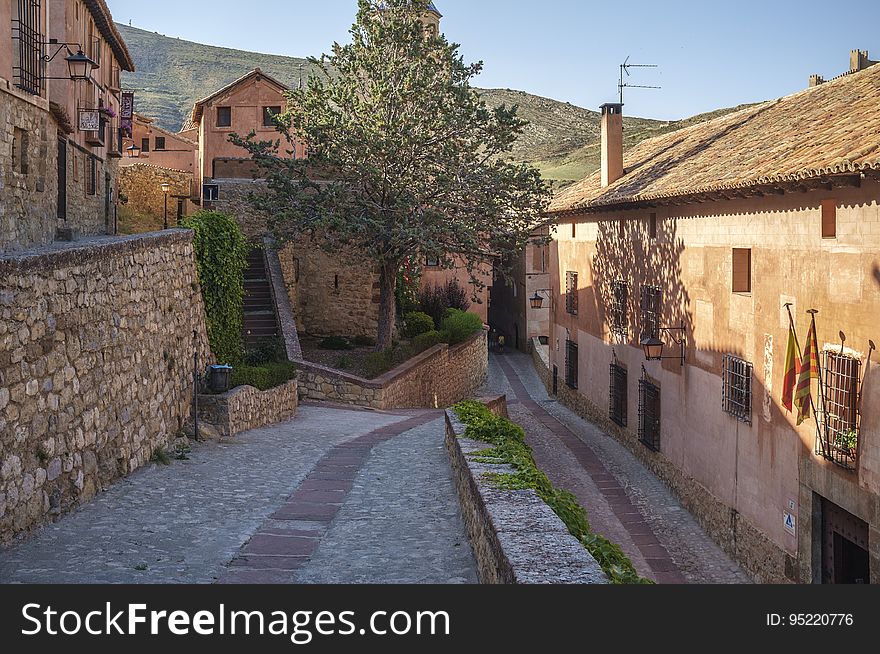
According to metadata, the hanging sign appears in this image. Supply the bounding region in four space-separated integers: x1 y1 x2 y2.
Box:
78 109 101 132
120 91 134 119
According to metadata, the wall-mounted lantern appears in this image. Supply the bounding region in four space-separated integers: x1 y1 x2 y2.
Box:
530 289 552 310
640 323 686 367
125 142 141 158
40 41 98 82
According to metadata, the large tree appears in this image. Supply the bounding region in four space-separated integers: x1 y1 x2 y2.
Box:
236 0 549 349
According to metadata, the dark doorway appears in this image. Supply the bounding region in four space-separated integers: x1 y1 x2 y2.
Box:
552 365 558 396
515 323 520 351
56 138 67 221
104 171 111 233
822 498 870 584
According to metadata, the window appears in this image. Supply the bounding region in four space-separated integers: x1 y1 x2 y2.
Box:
732 248 751 293
13 128 29 174
572 222 577 239
202 183 220 202
155 137 166 151
565 271 579 315
425 256 439 267
638 374 661 451
86 156 97 196
821 199 837 239
610 280 628 337
565 340 578 389
609 361 627 426
263 106 282 127
640 285 661 340
818 351 861 470
532 244 546 273
722 355 753 424
177 199 185 221
141 138 150 153
649 213 657 239
12 0 43 95
217 107 232 128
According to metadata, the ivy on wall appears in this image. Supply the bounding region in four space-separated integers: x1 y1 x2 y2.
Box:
180 211 249 364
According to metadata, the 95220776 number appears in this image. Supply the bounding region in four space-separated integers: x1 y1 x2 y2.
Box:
766 614 854 627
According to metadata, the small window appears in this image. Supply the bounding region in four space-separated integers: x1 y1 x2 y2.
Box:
532 244 546 273
640 285 661 340
155 137 166 150
177 199 185 220
263 106 282 127
565 271 579 315
611 280 628 337
638 374 661 451
649 213 657 239
141 137 150 153
13 127 29 174
565 340 579 389
732 248 751 293
86 156 97 196
425 256 439 267
217 107 232 128
722 355 753 424
202 183 219 201
609 361 627 426
821 199 837 239
572 222 577 239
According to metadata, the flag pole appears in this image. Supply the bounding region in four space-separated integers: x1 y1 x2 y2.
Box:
784 304 825 458
807 309 832 458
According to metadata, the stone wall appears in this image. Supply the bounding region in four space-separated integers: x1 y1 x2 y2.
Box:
530 354 785 583
117 164 196 226
445 403 608 584
0 83 56 252
0 231 211 542
198 380 298 438
61 143 117 239
298 330 489 410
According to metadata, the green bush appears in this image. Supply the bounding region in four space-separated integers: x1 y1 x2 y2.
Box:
403 311 435 338
319 336 352 351
418 279 472 327
453 401 651 585
231 361 298 391
180 211 249 365
412 330 446 354
363 349 394 378
440 309 484 345
244 337 287 365
351 335 377 348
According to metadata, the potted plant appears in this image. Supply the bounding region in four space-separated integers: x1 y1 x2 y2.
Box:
834 428 858 458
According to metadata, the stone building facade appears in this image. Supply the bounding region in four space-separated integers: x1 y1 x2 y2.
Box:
0 231 211 542
0 0 135 252
117 163 197 227
545 62 880 584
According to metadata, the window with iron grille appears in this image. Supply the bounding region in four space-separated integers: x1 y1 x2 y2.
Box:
565 271 578 315
817 351 861 470
610 280 628 337
12 0 43 96
638 375 661 451
609 362 627 426
640 285 661 340
565 340 578 389
722 355 753 424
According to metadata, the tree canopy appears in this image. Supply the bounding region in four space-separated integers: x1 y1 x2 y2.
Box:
235 0 550 349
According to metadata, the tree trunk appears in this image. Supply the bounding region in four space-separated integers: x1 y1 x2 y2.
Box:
376 262 397 351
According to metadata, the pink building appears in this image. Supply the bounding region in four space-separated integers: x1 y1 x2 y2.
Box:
123 112 197 175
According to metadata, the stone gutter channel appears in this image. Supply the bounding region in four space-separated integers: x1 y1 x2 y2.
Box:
444 398 608 584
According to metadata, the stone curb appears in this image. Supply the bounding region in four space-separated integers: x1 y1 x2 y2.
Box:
445 400 608 585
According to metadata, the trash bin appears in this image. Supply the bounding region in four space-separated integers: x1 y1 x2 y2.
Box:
209 364 233 393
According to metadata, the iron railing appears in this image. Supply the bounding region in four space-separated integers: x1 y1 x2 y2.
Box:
638 371 661 451
722 354 753 425
816 351 861 470
12 0 43 95
609 359 627 426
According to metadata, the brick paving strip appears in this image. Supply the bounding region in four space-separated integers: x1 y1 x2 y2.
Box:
217 411 442 584
494 355 687 584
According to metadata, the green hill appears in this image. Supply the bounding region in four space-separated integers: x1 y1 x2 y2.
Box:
117 24 755 186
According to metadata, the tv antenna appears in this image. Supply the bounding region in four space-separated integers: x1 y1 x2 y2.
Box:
619 56 661 105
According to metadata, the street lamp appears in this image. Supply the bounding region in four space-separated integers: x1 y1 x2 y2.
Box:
640 324 686 367
161 182 171 229
530 289 552 310
125 142 141 158
39 42 98 82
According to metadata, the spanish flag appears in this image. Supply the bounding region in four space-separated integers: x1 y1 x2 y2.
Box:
794 315 820 425
782 324 800 412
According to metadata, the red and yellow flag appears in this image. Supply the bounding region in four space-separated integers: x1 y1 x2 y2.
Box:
794 315 820 425
781 324 800 412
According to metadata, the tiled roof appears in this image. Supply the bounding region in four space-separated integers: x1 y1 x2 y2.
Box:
134 113 198 147
548 62 880 214
84 1 135 71
189 68 289 126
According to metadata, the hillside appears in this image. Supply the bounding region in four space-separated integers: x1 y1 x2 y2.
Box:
117 24 756 186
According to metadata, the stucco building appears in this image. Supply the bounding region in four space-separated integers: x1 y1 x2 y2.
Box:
1 0 134 252
123 112 197 175
544 55 880 584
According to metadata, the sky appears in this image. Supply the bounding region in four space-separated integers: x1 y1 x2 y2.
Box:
105 0 880 121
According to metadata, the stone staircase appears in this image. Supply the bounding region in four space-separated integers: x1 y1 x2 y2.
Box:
243 247 280 347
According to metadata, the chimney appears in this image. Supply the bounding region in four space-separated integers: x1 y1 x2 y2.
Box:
850 49 878 73
600 103 624 187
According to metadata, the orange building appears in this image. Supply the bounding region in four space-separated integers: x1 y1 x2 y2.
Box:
122 112 197 174
1 0 134 251
544 55 880 583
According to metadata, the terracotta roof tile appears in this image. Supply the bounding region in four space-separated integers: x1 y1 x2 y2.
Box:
548 63 880 214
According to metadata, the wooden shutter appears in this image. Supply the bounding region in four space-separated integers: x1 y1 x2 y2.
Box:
732 249 751 293
821 200 837 239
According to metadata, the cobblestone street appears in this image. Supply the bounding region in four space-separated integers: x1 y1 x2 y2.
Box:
482 352 750 584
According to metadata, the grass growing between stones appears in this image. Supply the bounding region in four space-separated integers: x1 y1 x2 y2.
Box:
454 401 652 585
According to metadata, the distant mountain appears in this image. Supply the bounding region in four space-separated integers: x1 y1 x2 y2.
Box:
117 24 756 186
